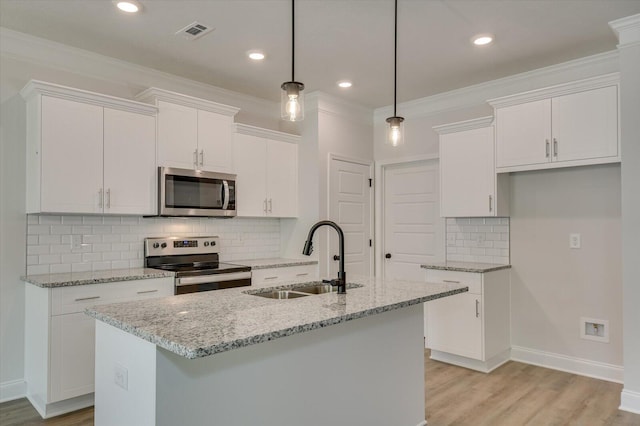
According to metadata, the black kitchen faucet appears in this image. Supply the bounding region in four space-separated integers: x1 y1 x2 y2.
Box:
302 220 346 294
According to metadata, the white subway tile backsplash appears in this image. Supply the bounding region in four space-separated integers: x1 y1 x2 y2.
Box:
445 217 510 264
27 215 282 275
50 264 71 274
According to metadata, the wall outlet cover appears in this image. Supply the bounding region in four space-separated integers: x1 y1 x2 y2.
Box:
570 233 581 249
580 317 609 343
114 363 128 390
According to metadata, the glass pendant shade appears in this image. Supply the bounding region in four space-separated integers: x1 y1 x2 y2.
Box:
281 81 305 122
386 116 404 147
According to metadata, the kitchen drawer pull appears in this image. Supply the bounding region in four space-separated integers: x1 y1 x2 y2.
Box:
443 280 460 284
268 198 273 213
264 276 279 280
98 188 103 208
106 188 111 209
199 149 204 166
545 139 550 158
296 273 309 277
263 199 268 213
137 289 158 295
75 296 100 302
193 149 198 168
489 195 493 212
476 299 480 318
553 138 558 157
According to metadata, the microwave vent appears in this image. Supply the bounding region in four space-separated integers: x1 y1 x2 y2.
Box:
175 22 214 40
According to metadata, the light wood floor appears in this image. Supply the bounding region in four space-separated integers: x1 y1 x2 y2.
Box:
2 350 639 425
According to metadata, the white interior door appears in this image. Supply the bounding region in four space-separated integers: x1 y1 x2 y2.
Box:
383 160 444 281
329 157 372 278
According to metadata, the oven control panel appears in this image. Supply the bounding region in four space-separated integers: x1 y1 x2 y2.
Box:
145 236 219 256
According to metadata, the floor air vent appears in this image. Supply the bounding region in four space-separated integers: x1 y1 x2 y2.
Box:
175 22 214 40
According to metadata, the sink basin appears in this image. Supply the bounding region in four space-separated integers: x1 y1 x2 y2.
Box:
289 284 340 294
252 290 311 300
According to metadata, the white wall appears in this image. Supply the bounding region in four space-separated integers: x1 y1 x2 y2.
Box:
509 165 622 368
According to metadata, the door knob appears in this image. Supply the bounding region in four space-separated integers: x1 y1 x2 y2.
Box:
333 255 340 261
385 253 392 259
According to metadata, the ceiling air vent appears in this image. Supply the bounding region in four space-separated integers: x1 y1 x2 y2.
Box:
175 22 214 40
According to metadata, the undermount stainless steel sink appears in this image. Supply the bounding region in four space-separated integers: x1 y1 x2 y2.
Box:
247 282 363 299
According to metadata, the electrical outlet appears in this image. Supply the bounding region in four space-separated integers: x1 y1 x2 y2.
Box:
570 233 581 249
580 317 609 343
114 363 128 390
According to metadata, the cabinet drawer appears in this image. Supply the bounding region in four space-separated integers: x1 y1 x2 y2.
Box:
425 270 482 294
251 264 318 287
51 277 174 315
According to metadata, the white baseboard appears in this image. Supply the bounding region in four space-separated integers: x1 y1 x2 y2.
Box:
620 389 640 414
430 349 510 373
416 421 427 426
26 392 94 419
510 346 624 384
0 379 26 403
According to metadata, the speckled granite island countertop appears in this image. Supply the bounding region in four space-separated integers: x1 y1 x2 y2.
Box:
22 267 174 288
233 258 318 269
421 261 511 273
86 275 467 359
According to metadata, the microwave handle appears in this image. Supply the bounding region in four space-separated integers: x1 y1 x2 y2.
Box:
222 180 230 210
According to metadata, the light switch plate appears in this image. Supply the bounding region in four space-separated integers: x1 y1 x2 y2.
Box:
570 233 581 249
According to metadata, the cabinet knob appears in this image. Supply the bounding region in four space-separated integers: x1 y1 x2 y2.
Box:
385 253 392 259
333 255 340 261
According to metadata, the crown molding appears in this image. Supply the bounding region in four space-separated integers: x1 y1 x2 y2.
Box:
306 91 373 125
488 73 619 108
610 14 640 46
233 123 300 144
20 80 157 115
432 116 494 135
374 50 619 122
136 87 239 116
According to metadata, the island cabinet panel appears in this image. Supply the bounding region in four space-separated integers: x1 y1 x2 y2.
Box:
426 268 510 373
435 117 509 217
233 124 299 218
136 88 240 173
21 81 158 215
251 264 318 287
24 277 173 419
491 74 619 173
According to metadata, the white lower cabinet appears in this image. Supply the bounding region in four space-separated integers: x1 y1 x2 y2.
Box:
24 277 174 418
425 268 510 373
251 264 318 287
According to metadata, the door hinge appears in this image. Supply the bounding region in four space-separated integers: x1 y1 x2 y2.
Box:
369 239 372 247
369 178 372 187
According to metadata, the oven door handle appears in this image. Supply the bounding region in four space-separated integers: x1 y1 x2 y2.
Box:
222 180 230 210
176 271 251 286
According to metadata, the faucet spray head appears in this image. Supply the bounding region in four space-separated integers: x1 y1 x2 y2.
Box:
302 240 313 256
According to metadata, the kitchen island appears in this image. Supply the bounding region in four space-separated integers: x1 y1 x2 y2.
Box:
86 275 466 426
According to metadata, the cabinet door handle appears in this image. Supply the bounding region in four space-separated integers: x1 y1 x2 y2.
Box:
75 296 100 302
263 199 268 213
199 149 204 166
296 273 309 277
476 299 480 318
545 139 550 158
489 195 493 212
106 188 111 209
553 138 558 157
137 289 158 295
443 279 460 284
193 149 198 168
264 276 278 280
268 198 273 213
98 188 103 208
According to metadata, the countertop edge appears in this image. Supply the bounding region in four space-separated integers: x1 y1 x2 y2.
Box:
22 269 175 288
86 286 467 359
420 263 512 273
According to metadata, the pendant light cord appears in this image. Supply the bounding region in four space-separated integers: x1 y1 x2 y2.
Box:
393 0 398 117
292 0 295 82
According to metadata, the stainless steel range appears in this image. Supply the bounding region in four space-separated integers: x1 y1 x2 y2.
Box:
144 236 251 295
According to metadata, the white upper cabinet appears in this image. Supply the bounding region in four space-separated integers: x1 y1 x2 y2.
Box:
490 73 619 172
233 124 299 218
434 117 509 217
21 81 158 215
136 88 239 173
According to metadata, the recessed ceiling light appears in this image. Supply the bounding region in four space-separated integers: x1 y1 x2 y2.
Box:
337 81 352 88
114 0 141 13
248 51 265 61
472 34 494 46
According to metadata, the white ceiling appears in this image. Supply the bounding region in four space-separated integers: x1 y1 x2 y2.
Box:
1 0 639 109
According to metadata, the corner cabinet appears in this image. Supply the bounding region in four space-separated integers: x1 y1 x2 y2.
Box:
136 88 239 173
21 81 158 215
24 278 174 418
233 124 299 218
425 268 510 373
434 117 509 217
489 73 620 172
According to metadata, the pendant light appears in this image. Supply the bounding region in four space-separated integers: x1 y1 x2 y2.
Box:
386 0 404 146
281 0 304 121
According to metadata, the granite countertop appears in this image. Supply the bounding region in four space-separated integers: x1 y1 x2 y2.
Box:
233 258 318 270
86 275 467 359
421 261 511 273
22 268 175 288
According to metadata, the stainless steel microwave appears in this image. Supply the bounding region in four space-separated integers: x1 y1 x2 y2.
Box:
158 167 236 217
